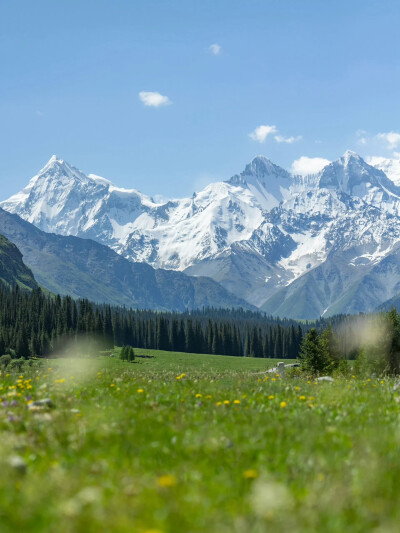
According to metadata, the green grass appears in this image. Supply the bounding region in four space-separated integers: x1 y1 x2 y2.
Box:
0 349 399 533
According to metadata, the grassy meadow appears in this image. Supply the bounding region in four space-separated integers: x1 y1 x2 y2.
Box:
1 348 400 533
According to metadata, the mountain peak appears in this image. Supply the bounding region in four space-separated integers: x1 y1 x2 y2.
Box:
244 155 288 178
227 156 291 210
317 150 400 199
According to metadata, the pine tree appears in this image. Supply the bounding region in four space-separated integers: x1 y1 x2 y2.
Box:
299 328 329 374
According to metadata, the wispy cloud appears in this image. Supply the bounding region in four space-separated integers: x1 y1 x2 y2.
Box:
249 125 277 143
377 131 400 149
356 129 400 152
274 135 302 144
209 43 222 56
249 124 301 144
291 156 330 176
139 91 171 107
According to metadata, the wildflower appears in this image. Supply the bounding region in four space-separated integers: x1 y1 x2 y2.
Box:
243 469 258 479
268 395 275 400
110 384 115 388
299 395 306 401
205 395 212 399
271 378 276 382
195 393 202 398
137 388 144 393
157 475 176 488
223 400 230 405
233 400 240 405
294 386 300 391
380 380 384 384
280 401 287 408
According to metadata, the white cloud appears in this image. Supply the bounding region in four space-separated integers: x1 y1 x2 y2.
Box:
291 156 330 176
209 43 222 55
139 91 171 107
249 125 277 143
377 131 400 149
274 135 302 144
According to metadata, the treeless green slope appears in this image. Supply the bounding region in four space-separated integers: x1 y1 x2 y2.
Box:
0 233 38 290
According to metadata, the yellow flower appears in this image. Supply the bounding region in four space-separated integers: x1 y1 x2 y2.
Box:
157 475 176 488
280 401 287 408
205 395 212 399
137 388 144 393
233 400 240 405
110 384 115 388
216 401 222 406
271 378 276 382
294 386 300 391
299 395 306 401
243 469 258 479
223 400 230 405
268 395 275 400
380 380 384 384
195 393 202 398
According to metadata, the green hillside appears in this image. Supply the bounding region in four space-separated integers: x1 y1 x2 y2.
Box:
0 233 38 290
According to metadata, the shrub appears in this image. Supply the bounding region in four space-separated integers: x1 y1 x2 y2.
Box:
8 358 25 372
0 354 11 369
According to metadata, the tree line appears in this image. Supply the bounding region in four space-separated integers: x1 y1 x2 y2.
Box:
0 284 305 359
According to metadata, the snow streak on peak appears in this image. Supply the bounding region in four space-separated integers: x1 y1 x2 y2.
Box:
317 151 400 202
227 156 291 210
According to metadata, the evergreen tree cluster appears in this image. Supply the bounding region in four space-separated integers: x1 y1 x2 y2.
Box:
299 325 342 375
120 345 135 362
0 284 307 359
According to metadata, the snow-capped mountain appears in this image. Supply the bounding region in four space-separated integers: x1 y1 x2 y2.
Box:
367 156 400 187
4 151 400 318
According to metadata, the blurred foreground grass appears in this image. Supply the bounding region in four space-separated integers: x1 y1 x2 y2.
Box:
0 349 399 533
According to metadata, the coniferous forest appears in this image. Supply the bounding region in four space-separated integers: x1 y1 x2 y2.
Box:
0 283 306 359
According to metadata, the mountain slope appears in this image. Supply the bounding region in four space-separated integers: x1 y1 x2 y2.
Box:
0 208 252 311
0 233 38 290
4 152 400 317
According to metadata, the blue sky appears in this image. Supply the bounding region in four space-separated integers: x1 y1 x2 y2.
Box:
1 0 400 200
